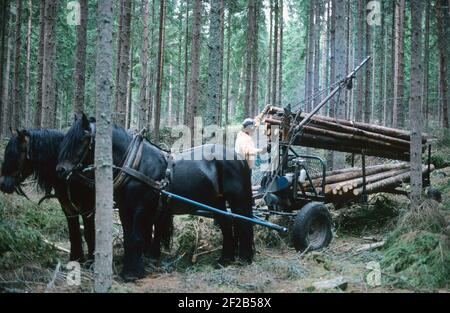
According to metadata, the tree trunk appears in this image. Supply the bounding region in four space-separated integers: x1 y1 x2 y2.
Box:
73 0 88 116
115 0 132 127
168 63 173 127
332 0 347 169
147 0 155 130
313 0 320 107
23 0 32 127
356 0 364 122
94 0 114 293
41 0 57 129
436 0 449 128
305 0 314 112
251 0 259 116
125 43 133 129
271 0 279 108
1 9 11 136
277 0 283 107
13 0 22 129
188 0 201 143
0 0 9 136
422 0 430 128
34 0 45 128
153 0 166 142
409 0 423 207
206 0 223 125
176 3 183 125
393 0 405 128
138 0 149 129
243 0 254 118
224 8 232 126
364 0 372 124
265 0 272 108
183 0 190 126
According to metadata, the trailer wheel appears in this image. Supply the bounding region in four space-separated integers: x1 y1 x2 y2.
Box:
293 202 332 252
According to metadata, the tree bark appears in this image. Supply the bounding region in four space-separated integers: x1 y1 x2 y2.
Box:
41 0 57 129
188 0 201 143
94 0 114 292
277 0 283 107
138 0 149 129
271 0 279 108
13 0 22 129
243 0 254 118
183 0 189 126
73 0 88 116
422 0 430 128
409 0 423 207
1 6 11 136
364 0 372 124
265 0 272 108
393 0 405 128
313 0 320 107
436 0 449 128
115 0 132 127
0 0 9 136
23 0 32 127
224 7 232 126
305 0 314 112
356 0 364 122
206 0 224 125
33 0 45 128
153 0 166 142
332 0 347 169
251 0 260 116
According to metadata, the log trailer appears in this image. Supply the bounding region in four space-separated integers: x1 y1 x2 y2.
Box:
252 56 436 252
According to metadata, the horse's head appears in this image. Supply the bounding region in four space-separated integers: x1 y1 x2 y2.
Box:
56 113 96 179
0 129 33 194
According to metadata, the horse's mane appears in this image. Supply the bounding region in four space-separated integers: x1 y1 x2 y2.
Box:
58 117 86 162
28 129 65 193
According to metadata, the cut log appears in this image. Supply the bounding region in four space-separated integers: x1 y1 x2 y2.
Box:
353 165 435 196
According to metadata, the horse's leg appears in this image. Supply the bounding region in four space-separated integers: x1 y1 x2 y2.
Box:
226 196 254 264
65 215 84 262
215 201 236 266
121 204 150 281
81 212 95 263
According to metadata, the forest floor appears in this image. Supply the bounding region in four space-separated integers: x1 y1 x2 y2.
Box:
0 136 449 293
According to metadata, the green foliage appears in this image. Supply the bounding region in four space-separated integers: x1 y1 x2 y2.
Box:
0 195 65 269
381 200 450 290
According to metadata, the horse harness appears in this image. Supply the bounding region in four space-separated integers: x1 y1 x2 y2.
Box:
65 128 175 220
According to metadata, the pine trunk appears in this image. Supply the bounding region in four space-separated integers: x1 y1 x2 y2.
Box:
138 0 149 129
206 0 223 125
41 0 57 129
393 0 405 128
153 0 166 142
23 0 32 127
73 0 88 116
188 0 201 142
243 0 254 118
13 0 22 129
272 0 279 108
356 0 364 122
436 0 449 128
94 0 114 293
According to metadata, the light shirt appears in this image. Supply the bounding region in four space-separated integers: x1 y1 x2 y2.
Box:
235 130 262 169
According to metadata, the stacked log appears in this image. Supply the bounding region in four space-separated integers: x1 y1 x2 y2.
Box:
301 163 435 201
263 108 434 161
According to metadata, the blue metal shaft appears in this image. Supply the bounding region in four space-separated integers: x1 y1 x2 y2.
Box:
162 190 288 233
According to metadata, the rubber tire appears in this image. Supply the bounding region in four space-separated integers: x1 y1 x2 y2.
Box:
292 202 333 252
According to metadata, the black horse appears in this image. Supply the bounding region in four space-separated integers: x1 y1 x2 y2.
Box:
0 129 96 262
56 114 254 281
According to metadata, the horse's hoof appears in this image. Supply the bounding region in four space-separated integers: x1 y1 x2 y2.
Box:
120 269 147 282
216 257 234 268
235 258 252 266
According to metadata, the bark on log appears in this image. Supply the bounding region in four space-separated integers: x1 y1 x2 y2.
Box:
353 164 435 196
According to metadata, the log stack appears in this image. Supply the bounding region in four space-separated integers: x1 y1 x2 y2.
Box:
263 107 434 161
302 162 435 201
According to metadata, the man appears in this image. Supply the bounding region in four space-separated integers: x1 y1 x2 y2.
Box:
235 118 267 169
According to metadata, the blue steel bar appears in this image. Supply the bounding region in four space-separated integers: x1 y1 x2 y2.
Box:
162 190 288 233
